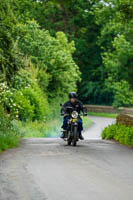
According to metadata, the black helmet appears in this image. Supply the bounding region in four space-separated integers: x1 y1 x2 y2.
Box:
69 92 77 99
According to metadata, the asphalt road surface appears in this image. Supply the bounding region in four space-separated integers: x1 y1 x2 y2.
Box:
0 116 133 200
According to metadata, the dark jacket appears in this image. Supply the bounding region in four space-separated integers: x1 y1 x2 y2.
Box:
61 100 87 115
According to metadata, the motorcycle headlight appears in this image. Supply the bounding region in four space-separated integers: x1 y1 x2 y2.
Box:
72 111 78 118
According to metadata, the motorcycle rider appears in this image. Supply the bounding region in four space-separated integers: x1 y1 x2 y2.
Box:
61 92 87 140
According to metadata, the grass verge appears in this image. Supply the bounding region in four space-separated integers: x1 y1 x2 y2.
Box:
0 134 21 153
0 117 92 150
17 116 92 138
21 119 62 138
83 116 92 129
88 112 118 118
102 124 133 147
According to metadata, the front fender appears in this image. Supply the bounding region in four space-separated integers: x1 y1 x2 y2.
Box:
71 124 79 138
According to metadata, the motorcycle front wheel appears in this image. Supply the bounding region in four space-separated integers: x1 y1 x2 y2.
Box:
67 131 71 146
72 126 78 146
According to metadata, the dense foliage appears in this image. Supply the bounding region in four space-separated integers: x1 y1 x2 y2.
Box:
0 0 80 118
0 0 80 150
1 0 132 107
1 0 133 150
12 0 133 106
102 124 133 147
0 0 23 81
93 0 133 107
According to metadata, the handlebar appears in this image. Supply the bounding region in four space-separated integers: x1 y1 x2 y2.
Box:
61 113 87 117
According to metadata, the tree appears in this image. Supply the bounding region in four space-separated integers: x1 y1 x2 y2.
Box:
18 0 103 104
92 0 133 106
0 0 23 81
14 20 80 99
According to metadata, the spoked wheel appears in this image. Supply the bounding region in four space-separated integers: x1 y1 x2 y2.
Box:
72 126 78 146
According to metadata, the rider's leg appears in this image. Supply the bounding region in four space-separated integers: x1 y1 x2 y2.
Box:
61 117 68 138
62 117 68 130
78 118 84 140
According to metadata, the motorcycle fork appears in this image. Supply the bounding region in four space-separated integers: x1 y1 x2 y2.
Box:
67 126 71 139
71 123 78 137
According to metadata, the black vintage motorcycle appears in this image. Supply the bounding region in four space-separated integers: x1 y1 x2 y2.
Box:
61 106 86 146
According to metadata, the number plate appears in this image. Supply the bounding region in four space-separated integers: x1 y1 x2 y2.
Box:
72 118 78 122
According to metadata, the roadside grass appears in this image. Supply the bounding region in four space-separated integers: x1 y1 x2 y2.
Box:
83 116 92 129
18 116 92 138
88 112 118 118
0 117 92 151
0 105 23 152
17 119 62 138
0 132 21 153
0 119 61 152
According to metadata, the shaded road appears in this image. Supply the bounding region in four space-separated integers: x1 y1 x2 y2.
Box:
0 117 133 200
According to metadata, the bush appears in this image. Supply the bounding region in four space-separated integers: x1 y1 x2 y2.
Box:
37 69 50 92
0 105 23 152
113 81 133 107
8 86 51 121
0 105 11 131
0 68 51 121
11 69 32 90
0 82 35 121
22 86 51 121
102 124 133 147
11 90 34 121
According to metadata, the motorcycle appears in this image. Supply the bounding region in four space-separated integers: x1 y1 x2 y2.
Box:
61 106 86 146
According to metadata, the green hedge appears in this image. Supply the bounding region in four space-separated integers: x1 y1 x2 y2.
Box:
102 124 133 147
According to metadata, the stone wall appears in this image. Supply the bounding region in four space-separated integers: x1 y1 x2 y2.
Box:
85 105 133 115
85 105 118 113
118 107 133 115
117 114 133 126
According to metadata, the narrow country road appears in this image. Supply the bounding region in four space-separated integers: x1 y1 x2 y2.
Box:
84 116 115 139
0 117 133 200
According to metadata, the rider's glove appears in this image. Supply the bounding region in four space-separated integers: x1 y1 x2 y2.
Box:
61 112 65 116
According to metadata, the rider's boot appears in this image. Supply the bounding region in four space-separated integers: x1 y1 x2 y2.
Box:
79 132 84 140
60 130 66 139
